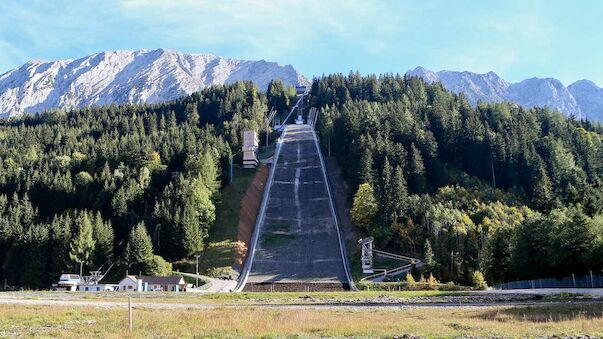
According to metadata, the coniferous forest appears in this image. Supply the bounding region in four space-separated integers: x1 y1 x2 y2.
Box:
311 73 603 285
1 74 603 288
0 80 298 288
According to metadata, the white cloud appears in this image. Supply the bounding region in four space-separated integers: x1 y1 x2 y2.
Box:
0 40 28 73
116 0 406 60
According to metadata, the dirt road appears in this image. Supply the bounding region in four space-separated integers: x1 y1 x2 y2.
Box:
1 290 602 310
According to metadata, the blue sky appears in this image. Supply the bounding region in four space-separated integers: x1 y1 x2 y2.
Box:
1 0 602 85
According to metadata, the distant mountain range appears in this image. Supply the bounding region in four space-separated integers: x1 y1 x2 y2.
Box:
406 67 603 122
2 51 602 122
0 49 309 118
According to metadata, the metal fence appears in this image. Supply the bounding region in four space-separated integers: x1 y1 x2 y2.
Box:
496 273 603 290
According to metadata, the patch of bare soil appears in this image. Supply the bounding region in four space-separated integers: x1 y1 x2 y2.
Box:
236 164 269 265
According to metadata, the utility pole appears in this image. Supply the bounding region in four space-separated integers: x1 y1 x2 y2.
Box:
265 108 276 148
128 296 133 331
195 254 201 287
491 160 496 188
229 156 233 184
572 273 576 288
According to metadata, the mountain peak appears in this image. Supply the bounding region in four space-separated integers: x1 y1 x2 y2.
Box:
407 67 509 105
405 67 603 121
570 79 598 88
568 79 603 122
407 66 438 83
0 49 309 118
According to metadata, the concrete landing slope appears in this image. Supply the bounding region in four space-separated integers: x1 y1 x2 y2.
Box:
237 124 354 291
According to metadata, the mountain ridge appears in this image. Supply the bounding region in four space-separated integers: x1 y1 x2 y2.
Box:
406 67 603 122
2 52 603 122
0 48 309 118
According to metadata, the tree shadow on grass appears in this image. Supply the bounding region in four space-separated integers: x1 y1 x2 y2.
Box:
474 304 603 323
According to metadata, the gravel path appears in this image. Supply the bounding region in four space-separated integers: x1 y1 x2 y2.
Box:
1 291 602 310
0 297 601 310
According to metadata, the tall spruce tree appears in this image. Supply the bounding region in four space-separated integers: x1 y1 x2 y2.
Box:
154 175 215 259
380 157 394 224
409 143 426 193
47 215 72 283
19 224 50 288
392 165 408 217
69 212 96 276
423 239 436 274
92 211 114 268
358 147 374 186
123 222 155 275
185 103 200 125
267 79 290 113
532 162 554 211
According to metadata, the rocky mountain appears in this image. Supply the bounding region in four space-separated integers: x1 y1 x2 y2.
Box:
507 78 581 118
568 80 603 122
407 67 510 104
0 49 309 118
406 67 603 122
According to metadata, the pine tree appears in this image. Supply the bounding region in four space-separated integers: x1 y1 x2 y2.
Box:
409 143 426 193
549 208 594 275
392 165 408 217
19 224 50 288
423 239 435 274
92 211 114 268
123 222 155 275
186 151 220 194
481 226 514 283
358 147 374 186
47 215 72 283
532 162 554 211
380 157 394 224
267 79 290 113
69 211 96 276
185 103 200 125
180 202 203 257
154 175 215 260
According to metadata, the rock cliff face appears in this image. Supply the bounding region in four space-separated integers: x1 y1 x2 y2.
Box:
568 80 603 122
0 48 309 118
407 67 603 121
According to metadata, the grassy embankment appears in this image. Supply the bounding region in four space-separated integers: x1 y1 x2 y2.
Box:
173 166 257 279
173 140 275 279
1 303 602 337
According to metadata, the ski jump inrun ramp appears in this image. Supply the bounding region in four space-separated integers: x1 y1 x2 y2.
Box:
236 124 355 291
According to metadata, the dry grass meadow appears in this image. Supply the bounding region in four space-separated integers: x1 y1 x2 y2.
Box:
1 302 602 337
